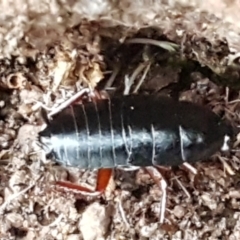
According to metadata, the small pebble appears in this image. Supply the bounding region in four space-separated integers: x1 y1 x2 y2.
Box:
173 205 185 219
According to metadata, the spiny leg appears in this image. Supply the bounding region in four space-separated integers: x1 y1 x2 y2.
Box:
56 180 94 193
176 163 198 199
182 162 198 175
144 166 167 224
56 168 113 195
96 168 113 192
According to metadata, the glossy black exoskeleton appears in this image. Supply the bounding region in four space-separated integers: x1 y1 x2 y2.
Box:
39 95 233 169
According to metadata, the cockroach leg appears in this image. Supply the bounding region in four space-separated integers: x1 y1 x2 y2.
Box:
173 176 191 198
96 168 113 192
182 162 198 175
56 168 113 195
144 166 167 223
56 180 94 193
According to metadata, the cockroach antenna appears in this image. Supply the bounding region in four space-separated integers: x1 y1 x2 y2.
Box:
40 107 50 125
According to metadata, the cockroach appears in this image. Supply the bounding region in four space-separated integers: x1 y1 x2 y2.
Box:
38 93 233 222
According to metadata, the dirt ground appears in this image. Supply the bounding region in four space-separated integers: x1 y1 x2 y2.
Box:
1 1 240 240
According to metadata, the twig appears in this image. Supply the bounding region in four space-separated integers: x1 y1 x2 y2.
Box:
118 194 130 228
174 176 191 198
218 155 235 176
144 166 167 223
123 62 148 95
133 61 151 94
49 213 64 227
123 75 131 95
159 178 167 224
125 38 179 52
48 88 90 117
104 64 120 89
0 183 35 213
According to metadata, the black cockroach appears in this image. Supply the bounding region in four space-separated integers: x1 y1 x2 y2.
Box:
39 94 233 168
38 94 233 222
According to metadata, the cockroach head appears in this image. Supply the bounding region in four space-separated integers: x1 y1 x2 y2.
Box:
38 124 53 156
37 107 53 155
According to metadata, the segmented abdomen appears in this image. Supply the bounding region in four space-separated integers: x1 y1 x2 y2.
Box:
39 95 232 169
